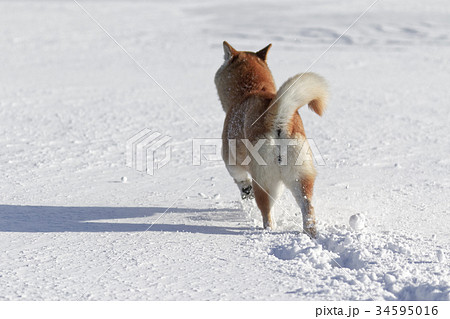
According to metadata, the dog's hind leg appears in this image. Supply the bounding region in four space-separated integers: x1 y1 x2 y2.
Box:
252 179 283 229
287 174 317 238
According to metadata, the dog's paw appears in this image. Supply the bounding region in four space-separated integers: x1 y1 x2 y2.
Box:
263 219 273 230
241 185 254 200
303 226 317 239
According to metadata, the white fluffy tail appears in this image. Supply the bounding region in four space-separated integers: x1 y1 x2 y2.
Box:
273 73 328 127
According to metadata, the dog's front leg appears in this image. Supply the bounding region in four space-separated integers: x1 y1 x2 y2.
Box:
225 164 254 200
238 180 254 200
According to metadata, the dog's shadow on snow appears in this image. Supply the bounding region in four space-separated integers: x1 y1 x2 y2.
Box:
0 205 248 235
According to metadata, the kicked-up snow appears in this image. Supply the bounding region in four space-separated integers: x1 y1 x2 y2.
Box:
0 0 449 300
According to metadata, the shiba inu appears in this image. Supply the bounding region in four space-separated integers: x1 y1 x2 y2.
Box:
214 41 328 238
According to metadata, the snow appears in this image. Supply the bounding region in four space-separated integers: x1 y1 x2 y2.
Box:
349 213 366 232
437 250 446 263
0 0 449 300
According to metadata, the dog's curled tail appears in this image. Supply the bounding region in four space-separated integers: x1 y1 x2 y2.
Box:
273 73 328 126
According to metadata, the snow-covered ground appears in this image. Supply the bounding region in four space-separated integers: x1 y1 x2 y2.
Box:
0 0 449 300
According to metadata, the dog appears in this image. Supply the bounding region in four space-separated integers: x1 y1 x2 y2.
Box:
214 41 328 238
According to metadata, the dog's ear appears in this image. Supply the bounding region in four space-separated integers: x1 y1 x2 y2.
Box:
223 41 238 60
256 44 272 61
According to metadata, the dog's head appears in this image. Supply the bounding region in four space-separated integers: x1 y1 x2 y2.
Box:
214 41 276 112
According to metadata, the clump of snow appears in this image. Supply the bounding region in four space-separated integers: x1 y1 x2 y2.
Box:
268 234 335 270
120 176 127 183
436 250 445 263
384 273 397 285
349 213 366 231
271 244 301 261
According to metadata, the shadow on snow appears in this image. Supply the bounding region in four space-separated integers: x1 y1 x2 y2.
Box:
0 205 247 235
